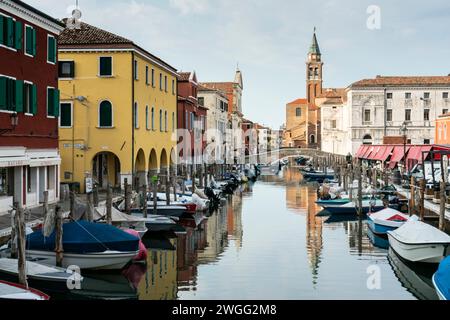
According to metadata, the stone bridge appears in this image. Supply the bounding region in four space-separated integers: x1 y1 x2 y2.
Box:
244 148 347 165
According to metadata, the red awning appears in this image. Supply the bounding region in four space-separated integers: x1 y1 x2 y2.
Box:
356 145 369 158
368 146 383 160
373 145 394 162
405 146 433 170
388 146 411 169
362 146 375 159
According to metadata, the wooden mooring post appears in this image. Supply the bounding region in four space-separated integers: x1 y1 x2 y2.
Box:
55 205 64 267
420 179 426 221
124 178 131 215
106 183 113 224
439 181 446 231
93 184 99 208
15 205 28 287
165 173 171 206
43 191 49 220
153 174 158 216
10 207 17 259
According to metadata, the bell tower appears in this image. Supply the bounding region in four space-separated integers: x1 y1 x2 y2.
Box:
306 28 323 103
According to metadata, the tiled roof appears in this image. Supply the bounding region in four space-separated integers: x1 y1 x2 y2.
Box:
178 72 191 81
351 76 450 88
200 82 234 93
59 20 132 45
58 20 177 72
317 88 346 98
287 98 308 105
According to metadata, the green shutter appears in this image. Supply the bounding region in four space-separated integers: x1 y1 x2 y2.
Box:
31 84 37 115
15 21 22 50
15 80 24 113
53 89 60 117
6 17 14 47
32 28 36 56
0 16 4 45
7 78 15 111
25 26 32 55
0 77 6 110
48 36 56 63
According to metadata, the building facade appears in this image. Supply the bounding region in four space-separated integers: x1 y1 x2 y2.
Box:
284 98 308 147
177 71 207 165
435 114 450 145
0 0 64 213
198 85 228 163
347 76 450 154
58 20 177 193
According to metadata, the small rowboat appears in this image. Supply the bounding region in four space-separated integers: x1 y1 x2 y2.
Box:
367 208 410 235
0 280 49 300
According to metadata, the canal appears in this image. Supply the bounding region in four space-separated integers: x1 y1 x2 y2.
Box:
66 167 439 300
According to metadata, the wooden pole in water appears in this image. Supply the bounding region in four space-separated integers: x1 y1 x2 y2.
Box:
420 179 425 221
172 171 177 202
10 207 17 259
409 176 415 216
55 205 64 267
153 174 158 216
439 180 446 231
106 183 113 224
69 190 75 219
165 173 171 206
141 184 147 219
357 163 363 216
16 205 27 288
87 192 94 222
93 184 99 208
124 178 130 215
43 190 49 220
199 165 204 188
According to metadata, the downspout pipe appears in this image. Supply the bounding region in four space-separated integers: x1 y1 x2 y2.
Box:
131 52 135 188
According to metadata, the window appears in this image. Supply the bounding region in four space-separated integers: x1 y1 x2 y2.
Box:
164 76 167 92
172 112 175 132
310 134 315 144
386 109 393 121
444 92 449 99
47 87 60 117
172 79 175 95
159 109 163 131
0 167 13 197
444 109 448 115
59 102 72 127
151 107 155 130
387 93 393 99
133 60 138 80
47 35 56 64
58 61 74 78
296 108 301 117
364 109 371 122
159 73 163 90
405 92 412 99
99 100 113 127
424 139 430 145
22 82 35 115
331 120 337 129
0 15 22 50
424 109 430 121
134 102 139 129
145 106 149 130
198 97 204 106
99 57 112 77
185 111 188 129
405 109 411 121
164 111 168 132
145 66 149 85
151 69 155 87
24 25 36 56
424 92 430 99
0 77 36 114
190 112 195 131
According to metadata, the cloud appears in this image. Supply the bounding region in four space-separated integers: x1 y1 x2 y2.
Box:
169 0 209 15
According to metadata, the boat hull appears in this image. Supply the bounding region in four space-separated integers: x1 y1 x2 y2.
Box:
325 205 385 215
387 233 450 264
131 207 186 218
367 216 401 235
432 274 448 300
0 270 73 294
26 250 138 270
316 199 351 208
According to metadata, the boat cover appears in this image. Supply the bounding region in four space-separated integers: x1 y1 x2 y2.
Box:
369 208 408 222
94 206 147 223
434 256 450 299
389 220 450 244
26 221 140 254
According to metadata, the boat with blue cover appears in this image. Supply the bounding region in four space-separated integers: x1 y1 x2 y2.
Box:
324 199 385 215
433 256 450 300
367 208 409 235
26 221 140 270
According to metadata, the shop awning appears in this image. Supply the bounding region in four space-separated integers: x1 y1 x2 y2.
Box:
355 145 369 158
405 146 433 170
388 146 411 169
373 145 394 162
368 146 383 160
362 146 375 159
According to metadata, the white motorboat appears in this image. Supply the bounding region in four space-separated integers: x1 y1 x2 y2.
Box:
94 206 148 239
0 258 82 293
26 250 138 270
130 212 179 232
0 280 49 300
387 219 450 263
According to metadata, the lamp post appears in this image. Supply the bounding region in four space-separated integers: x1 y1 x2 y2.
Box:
400 121 408 182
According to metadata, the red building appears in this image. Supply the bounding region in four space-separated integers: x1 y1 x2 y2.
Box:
177 71 207 164
0 0 64 213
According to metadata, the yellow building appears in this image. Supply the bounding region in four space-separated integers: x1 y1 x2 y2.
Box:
58 21 178 192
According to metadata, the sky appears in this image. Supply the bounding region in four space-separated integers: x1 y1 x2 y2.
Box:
23 0 450 129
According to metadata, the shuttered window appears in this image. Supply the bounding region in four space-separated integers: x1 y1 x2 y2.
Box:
99 57 112 76
25 25 36 56
0 78 36 114
60 103 72 127
47 87 60 117
14 21 22 50
47 35 56 63
99 101 113 127
1 16 23 50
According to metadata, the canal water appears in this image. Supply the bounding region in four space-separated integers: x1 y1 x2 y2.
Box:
64 167 439 300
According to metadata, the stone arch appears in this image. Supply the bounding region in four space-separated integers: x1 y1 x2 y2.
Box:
363 134 373 145
160 148 168 172
134 149 146 186
92 151 121 190
149 149 158 172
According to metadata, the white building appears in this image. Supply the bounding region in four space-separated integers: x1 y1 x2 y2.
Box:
347 76 450 154
198 86 229 163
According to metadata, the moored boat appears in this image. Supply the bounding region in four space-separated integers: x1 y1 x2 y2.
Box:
387 219 450 264
315 198 351 208
367 208 410 235
324 199 385 215
0 280 49 300
432 256 450 300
